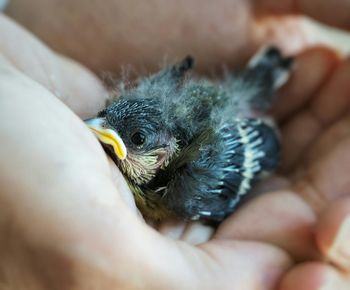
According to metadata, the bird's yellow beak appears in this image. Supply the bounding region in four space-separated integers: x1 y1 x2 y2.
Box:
84 118 127 160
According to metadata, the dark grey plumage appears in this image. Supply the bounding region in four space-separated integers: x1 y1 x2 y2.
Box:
87 47 294 221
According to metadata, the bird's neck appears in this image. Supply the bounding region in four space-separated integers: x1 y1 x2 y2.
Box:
127 181 172 220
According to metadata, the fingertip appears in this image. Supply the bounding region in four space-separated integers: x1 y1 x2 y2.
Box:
181 222 214 245
272 46 340 122
316 198 350 271
157 219 187 240
279 262 339 290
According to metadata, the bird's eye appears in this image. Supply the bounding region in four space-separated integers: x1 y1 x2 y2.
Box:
131 132 146 146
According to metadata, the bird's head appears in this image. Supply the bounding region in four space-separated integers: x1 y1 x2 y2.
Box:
85 56 195 185
85 98 178 185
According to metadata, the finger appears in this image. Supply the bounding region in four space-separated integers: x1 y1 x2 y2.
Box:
253 0 350 29
280 57 350 172
181 222 214 245
272 47 340 122
157 220 214 245
157 220 187 239
280 110 323 173
249 175 291 194
215 190 320 261
292 127 350 213
304 116 350 167
0 14 107 118
309 57 350 127
199 240 292 290
316 198 350 272
279 262 350 290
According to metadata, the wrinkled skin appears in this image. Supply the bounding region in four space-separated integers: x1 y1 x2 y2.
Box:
1 1 350 289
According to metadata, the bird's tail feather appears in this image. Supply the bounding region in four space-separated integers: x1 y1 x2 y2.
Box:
248 46 294 90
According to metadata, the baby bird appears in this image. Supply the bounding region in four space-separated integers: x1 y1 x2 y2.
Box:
86 47 293 221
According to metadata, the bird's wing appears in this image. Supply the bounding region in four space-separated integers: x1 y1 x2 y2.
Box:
159 119 280 221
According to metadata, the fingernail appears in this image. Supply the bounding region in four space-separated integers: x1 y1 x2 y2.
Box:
327 216 350 270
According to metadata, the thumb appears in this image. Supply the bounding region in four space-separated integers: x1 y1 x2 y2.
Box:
0 14 108 119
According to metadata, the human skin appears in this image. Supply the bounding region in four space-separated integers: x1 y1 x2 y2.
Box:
5 0 350 73
1 1 350 289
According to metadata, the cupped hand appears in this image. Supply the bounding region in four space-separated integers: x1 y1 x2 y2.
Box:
0 14 291 290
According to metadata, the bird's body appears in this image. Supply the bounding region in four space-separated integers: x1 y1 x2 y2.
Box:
86 47 293 221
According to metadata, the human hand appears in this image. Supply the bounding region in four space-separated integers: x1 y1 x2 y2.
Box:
5 0 350 73
216 45 350 289
155 44 350 289
0 14 292 290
